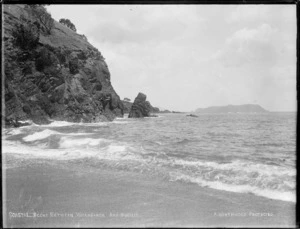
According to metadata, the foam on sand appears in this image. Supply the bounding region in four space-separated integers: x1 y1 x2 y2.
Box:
167 158 296 203
169 172 296 202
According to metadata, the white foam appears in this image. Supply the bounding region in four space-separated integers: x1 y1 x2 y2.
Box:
166 158 296 202
59 137 110 148
42 120 76 127
18 120 32 124
39 119 132 126
172 159 296 177
4 128 23 136
111 120 130 124
3 137 143 164
115 116 128 120
111 145 143 160
23 129 93 142
3 139 92 160
144 115 165 118
23 129 59 142
39 120 109 127
77 122 109 127
169 172 296 203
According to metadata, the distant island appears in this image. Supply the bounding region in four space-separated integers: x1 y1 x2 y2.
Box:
195 104 268 113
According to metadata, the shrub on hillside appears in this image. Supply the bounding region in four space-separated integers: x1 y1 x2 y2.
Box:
59 18 77 32
69 57 79 74
25 4 50 9
81 34 87 41
28 6 54 35
11 19 40 50
54 48 67 64
35 47 58 71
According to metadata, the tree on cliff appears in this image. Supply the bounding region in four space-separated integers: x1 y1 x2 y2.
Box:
25 5 54 35
123 98 131 102
59 18 77 32
12 15 40 50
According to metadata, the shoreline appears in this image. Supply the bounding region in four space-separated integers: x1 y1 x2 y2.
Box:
3 156 295 227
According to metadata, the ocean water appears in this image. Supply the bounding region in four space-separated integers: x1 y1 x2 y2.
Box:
2 112 296 203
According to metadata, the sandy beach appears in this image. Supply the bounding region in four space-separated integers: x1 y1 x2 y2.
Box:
3 155 295 228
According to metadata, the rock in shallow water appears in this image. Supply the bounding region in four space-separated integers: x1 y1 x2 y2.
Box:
128 93 152 118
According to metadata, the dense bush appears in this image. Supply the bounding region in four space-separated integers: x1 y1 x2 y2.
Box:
25 4 50 9
29 6 54 35
77 50 87 60
54 48 67 64
35 47 58 71
59 18 76 32
11 19 40 50
69 57 79 74
81 34 87 41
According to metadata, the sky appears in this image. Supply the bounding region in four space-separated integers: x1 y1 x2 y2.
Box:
47 5 296 112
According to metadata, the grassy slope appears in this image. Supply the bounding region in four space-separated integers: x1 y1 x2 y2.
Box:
4 4 94 51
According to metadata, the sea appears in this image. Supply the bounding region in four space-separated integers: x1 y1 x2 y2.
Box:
2 112 296 203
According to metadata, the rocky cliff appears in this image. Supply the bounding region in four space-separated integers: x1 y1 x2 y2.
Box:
195 104 268 113
3 4 124 127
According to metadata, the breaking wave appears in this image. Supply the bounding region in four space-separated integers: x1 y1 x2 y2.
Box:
168 159 295 202
2 112 296 203
4 132 295 203
23 129 93 142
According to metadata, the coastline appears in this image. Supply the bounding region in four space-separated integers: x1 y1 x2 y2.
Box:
3 156 295 227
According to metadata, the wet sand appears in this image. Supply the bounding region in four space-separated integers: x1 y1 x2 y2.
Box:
3 156 295 227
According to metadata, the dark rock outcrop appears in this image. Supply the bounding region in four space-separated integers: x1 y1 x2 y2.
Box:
122 97 159 114
151 106 160 113
3 5 124 127
122 100 133 113
159 109 171 113
128 93 152 118
186 114 198 117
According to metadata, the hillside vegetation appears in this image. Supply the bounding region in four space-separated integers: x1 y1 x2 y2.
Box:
3 4 124 126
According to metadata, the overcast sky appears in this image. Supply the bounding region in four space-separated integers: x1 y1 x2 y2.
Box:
48 5 296 112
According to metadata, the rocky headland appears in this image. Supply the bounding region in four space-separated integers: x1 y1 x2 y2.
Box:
3 4 124 127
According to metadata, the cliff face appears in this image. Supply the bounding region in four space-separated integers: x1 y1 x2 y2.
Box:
3 5 124 126
195 104 268 113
